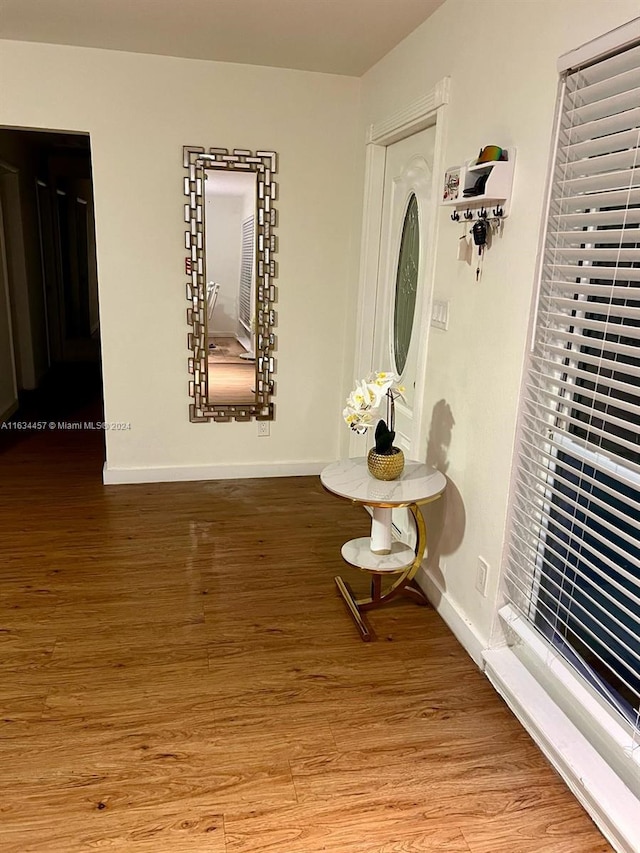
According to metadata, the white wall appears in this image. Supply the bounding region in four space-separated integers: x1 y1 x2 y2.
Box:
358 0 640 647
0 39 361 476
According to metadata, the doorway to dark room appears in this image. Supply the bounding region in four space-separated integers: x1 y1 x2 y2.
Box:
0 127 104 466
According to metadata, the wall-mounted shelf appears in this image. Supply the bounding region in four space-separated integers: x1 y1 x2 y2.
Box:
442 149 516 218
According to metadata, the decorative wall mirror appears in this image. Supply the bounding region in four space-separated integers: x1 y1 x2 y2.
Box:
183 146 277 422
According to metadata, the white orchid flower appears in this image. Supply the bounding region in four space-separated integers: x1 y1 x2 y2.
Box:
342 406 373 433
347 379 375 412
345 389 364 412
343 370 404 435
366 381 388 408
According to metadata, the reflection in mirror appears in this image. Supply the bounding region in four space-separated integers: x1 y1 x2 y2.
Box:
205 170 257 407
183 147 277 423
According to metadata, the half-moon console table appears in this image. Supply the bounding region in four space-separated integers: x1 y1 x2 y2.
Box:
320 457 446 641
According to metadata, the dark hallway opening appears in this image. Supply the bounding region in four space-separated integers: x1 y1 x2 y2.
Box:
0 127 103 457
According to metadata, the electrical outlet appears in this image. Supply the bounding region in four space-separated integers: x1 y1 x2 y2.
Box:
257 421 270 437
476 556 489 596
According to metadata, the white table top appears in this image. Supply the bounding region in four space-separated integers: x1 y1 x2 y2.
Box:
321 457 446 508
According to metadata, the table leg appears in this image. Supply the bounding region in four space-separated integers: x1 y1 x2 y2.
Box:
335 502 432 640
358 503 429 611
401 578 430 605
371 573 382 602
370 506 392 554
334 576 372 641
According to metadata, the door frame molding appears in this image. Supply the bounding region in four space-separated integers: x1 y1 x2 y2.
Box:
0 171 18 421
350 79 450 458
0 159 31 392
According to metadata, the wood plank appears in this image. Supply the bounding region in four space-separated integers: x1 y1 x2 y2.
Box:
0 806 226 853
224 801 472 853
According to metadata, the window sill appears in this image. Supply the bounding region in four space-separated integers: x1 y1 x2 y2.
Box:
484 607 639 853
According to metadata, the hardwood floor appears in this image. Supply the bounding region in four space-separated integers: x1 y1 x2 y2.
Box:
0 427 613 852
208 336 255 405
207 362 255 405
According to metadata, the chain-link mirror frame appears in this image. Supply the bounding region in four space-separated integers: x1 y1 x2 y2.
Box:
184 146 277 422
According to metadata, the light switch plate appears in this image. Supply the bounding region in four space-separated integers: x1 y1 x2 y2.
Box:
431 299 449 330
476 556 489 596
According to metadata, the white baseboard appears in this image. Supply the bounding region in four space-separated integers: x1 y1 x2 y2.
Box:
484 646 639 853
416 565 486 669
102 460 330 485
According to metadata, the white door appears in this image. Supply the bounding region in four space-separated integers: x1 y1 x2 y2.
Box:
372 126 435 456
372 126 435 544
0 197 18 422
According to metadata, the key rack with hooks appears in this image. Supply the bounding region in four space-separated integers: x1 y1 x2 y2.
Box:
442 148 515 222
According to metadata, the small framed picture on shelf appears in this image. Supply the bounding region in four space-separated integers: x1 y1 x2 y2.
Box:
443 167 460 202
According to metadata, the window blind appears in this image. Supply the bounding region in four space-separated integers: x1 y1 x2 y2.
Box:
239 216 254 330
506 41 640 735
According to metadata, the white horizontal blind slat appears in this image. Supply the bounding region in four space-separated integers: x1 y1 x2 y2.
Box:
506 547 639 688
505 555 640 659
561 148 639 180
530 357 640 395
542 321 640 354
566 64 640 109
527 380 640 433
505 585 640 721
567 85 640 125
504 566 640 704
507 533 640 660
507 36 640 735
553 186 640 213
558 105 640 146
527 373 640 426
515 460 640 555
550 229 640 246
572 40 640 86
543 297 640 322
545 279 640 308
519 428 640 489
538 343 640 382
523 406 639 458
505 564 640 700
512 497 639 600
550 247 640 264
549 262 640 281
552 207 640 228
541 328 639 360
562 128 640 162
512 486 640 591
520 430 640 512
558 165 640 195
506 549 640 626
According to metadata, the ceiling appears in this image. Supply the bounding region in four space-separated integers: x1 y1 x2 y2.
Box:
0 0 445 77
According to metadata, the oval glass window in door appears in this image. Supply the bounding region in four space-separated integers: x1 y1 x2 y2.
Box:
393 193 419 375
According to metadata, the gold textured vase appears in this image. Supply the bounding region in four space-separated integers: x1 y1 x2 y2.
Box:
367 447 405 481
